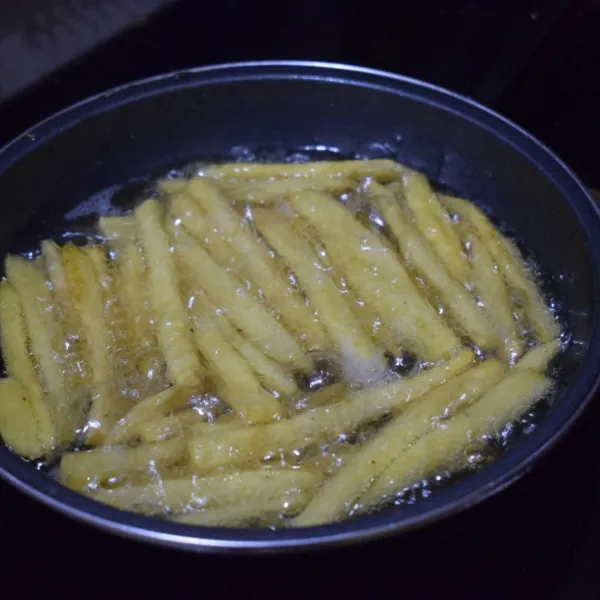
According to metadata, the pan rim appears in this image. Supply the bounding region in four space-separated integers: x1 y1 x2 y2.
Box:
1 60 599 553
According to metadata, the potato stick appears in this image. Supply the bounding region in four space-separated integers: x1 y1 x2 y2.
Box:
189 350 473 472
290 191 460 359
5 256 67 412
194 292 298 396
158 178 187 196
225 177 357 204
135 411 243 443
293 360 505 526
401 171 471 284
439 194 559 343
513 339 561 373
466 232 523 362
199 159 404 181
291 382 351 413
172 228 310 370
253 208 385 383
187 293 282 423
0 378 54 458
0 282 55 452
105 386 191 444
370 183 500 351
41 240 68 300
174 491 310 526
99 215 138 247
117 243 154 347
185 179 327 350
88 469 321 514
362 369 550 504
135 199 203 387
60 436 188 490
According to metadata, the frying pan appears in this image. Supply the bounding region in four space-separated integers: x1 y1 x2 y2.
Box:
0 61 599 553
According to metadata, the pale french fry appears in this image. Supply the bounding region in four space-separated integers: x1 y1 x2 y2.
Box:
187 292 282 423
225 177 357 204
401 171 471 284
104 386 192 444
290 191 460 359
513 339 561 373
361 369 550 505
194 292 298 396
440 194 559 343
466 232 523 362
60 436 188 490
88 469 321 514
135 199 203 387
158 178 187 196
199 159 404 181
174 491 310 526
0 282 55 452
99 215 138 247
0 378 54 458
189 350 473 472
185 179 327 351
253 208 385 384
293 360 505 526
370 182 500 351
41 240 68 300
172 227 310 371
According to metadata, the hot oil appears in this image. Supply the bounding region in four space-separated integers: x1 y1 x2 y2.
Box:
3 143 567 527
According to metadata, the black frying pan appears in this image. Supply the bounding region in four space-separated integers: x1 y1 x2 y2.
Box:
0 61 599 552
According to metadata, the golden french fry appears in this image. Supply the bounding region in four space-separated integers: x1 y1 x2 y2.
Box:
187 291 282 423
60 436 188 490
513 339 561 373
188 350 473 472
361 369 550 505
199 159 404 181
185 179 327 351
401 171 471 284
440 194 559 343
135 199 203 387
466 232 523 362
172 227 310 371
290 191 460 359
174 491 311 526
253 208 385 384
370 182 500 351
88 469 321 514
293 360 505 526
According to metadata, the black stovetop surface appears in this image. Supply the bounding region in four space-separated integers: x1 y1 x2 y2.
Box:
1 2 600 597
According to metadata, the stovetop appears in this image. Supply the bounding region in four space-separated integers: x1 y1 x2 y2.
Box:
1 1 599 597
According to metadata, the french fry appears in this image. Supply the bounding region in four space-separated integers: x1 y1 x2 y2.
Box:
88 469 321 514
172 227 310 371
199 159 404 181
104 386 193 444
201 295 298 396
401 171 471 284
440 194 559 343
60 436 188 490
466 232 523 362
41 240 68 300
185 179 327 351
174 491 311 526
290 191 460 359
225 177 357 204
360 369 550 505
293 360 505 526
188 350 473 472
370 182 500 351
0 378 55 458
253 208 385 384
187 292 282 423
99 215 138 248
0 282 55 452
135 199 203 387
513 339 561 373
158 178 187 196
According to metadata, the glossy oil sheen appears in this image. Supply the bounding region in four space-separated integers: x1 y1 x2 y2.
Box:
0 62 599 552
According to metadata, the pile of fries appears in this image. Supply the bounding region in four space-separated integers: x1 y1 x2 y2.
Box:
0 159 561 527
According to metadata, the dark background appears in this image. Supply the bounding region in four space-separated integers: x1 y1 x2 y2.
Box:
1 1 600 597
